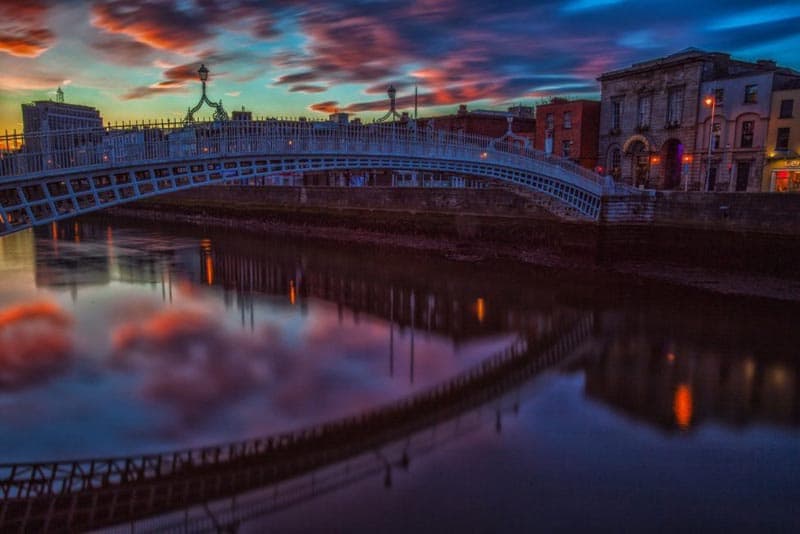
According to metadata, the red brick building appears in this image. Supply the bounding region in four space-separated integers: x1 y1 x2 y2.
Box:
534 98 600 170
418 105 535 142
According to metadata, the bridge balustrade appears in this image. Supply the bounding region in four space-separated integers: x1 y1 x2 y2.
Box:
0 120 623 234
1 120 605 188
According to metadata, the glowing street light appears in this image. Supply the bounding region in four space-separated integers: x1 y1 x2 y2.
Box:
704 94 716 192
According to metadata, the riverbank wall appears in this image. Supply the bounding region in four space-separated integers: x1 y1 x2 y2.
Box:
105 185 800 277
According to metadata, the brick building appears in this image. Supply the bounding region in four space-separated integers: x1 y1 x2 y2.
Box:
534 98 600 170
598 48 799 190
418 105 535 143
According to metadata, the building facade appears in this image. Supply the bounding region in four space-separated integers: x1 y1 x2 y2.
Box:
22 99 103 135
597 48 799 190
763 82 800 191
21 94 104 164
534 98 600 170
695 66 800 191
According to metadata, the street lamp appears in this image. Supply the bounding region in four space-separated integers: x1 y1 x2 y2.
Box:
704 94 716 192
184 63 229 123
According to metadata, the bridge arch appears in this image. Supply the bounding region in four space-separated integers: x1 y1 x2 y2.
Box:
0 122 613 235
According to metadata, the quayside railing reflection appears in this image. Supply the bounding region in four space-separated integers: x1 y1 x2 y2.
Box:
0 313 593 532
122 393 520 533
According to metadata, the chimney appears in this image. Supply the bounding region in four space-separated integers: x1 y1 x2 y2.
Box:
457 104 468 116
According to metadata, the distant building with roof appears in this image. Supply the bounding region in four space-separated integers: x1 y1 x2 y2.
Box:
22 88 103 135
418 104 535 143
598 48 800 190
534 97 600 170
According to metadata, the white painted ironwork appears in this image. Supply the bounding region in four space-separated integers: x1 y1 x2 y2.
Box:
0 119 614 234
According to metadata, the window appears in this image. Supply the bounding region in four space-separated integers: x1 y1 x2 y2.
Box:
740 121 754 148
563 111 572 129
666 86 684 125
714 88 724 104
776 127 790 150
637 95 651 128
562 139 572 158
609 148 621 179
611 97 623 130
736 161 750 191
744 84 758 104
779 99 794 119
713 123 721 149
546 113 554 131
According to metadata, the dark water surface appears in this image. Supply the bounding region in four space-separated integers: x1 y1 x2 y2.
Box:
0 219 798 532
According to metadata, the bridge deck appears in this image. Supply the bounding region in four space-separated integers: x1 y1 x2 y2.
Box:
0 121 623 234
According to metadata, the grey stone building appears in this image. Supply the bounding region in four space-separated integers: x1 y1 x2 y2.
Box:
598 48 799 190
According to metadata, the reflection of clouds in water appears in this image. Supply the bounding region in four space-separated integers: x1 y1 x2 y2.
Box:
0 300 73 388
110 295 273 432
109 290 515 441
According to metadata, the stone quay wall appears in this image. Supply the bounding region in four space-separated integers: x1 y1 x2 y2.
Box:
118 185 800 277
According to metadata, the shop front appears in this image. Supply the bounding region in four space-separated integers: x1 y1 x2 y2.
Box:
766 158 800 192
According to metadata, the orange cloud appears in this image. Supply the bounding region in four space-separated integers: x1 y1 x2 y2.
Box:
0 28 54 57
309 101 339 113
0 301 71 328
111 307 214 350
90 0 210 55
0 1 54 58
0 300 73 387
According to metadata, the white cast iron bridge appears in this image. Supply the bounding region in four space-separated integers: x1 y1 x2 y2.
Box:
0 120 621 236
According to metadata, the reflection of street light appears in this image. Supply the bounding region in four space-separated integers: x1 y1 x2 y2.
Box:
704 95 716 192
682 154 693 191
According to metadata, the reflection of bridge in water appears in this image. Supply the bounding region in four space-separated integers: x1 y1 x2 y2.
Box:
33 221 574 342
0 313 594 532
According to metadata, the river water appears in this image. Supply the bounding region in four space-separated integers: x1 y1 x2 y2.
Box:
0 219 798 532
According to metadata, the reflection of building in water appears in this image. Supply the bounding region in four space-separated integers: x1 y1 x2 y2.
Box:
202 244 565 342
584 332 799 430
33 223 110 291
32 222 200 295
0 229 36 290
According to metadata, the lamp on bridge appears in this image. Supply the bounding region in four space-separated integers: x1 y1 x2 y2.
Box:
184 63 229 123
376 85 403 123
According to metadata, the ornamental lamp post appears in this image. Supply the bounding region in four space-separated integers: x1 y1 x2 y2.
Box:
704 94 716 192
184 63 229 123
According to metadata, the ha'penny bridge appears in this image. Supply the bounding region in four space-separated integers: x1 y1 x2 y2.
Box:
0 116 630 237
0 313 594 533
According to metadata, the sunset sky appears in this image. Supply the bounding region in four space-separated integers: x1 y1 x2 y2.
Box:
1 0 800 131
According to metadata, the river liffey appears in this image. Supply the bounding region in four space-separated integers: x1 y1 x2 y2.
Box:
0 220 798 532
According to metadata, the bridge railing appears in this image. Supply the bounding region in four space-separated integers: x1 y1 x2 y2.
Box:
0 120 606 191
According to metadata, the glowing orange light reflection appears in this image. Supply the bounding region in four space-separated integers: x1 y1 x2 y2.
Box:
674 383 693 430
289 280 296 305
475 297 485 323
201 238 213 285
